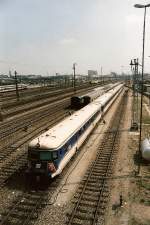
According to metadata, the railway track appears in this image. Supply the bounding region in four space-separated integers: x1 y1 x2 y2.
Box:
0 98 70 141
2 91 72 118
0 84 112 144
0 88 127 225
67 90 128 225
1 85 94 117
0 179 59 225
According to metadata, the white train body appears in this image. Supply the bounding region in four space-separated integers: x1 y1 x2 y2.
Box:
84 82 121 102
27 84 123 178
141 139 150 161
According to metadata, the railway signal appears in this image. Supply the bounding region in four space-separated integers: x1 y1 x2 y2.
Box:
14 70 20 101
130 58 139 131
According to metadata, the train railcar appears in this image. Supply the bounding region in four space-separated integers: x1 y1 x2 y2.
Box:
70 87 103 108
71 82 121 108
27 84 123 179
70 95 84 109
141 139 150 161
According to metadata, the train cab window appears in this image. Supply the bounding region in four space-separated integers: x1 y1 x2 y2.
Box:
40 151 52 160
28 150 39 160
52 151 58 159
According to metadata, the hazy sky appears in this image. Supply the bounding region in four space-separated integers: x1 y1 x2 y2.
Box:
1 0 150 75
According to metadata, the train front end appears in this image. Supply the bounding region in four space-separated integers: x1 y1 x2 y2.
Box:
27 146 59 179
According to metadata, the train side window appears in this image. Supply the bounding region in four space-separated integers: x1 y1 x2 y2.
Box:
85 123 88 129
72 134 77 143
64 144 68 152
75 133 78 140
60 149 63 155
79 129 82 136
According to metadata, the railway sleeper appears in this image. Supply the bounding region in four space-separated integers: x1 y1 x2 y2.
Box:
94 164 112 170
77 186 102 194
77 205 99 214
83 179 105 185
88 166 108 171
77 189 102 197
91 168 109 173
98 147 113 152
82 178 103 186
83 172 106 179
89 171 108 176
84 171 107 177
101 191 110 198
82 186 104 193
82 193 101 201
76 189 109 199
97 150 114 155
96 156 112 160
97 148 113 152
80 181 102 188
72 200 97 207
81 195 99 202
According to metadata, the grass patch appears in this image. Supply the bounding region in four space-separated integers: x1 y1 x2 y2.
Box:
141 181 150 190
137 179 150 190
140 199 150 206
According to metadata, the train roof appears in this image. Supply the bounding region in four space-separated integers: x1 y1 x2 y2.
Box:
29 102 101 150
29 84 123 150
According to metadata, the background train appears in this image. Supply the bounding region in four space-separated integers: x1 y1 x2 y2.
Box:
0 84 28 93
27 84 123 179
71 82 121 109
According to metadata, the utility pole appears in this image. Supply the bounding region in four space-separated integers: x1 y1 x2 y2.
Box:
130 59 139 131
134 2 150 175
14 70 20 101
73 63 77 93
100 67 103 84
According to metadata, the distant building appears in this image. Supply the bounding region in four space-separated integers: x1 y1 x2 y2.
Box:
88 70 98 77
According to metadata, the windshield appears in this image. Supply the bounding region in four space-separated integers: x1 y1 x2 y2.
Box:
28 149 57 161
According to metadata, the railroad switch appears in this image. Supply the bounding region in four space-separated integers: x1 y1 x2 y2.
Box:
130 122 138 131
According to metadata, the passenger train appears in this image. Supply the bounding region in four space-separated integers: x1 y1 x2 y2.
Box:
71 82 121 109
27 84 123 179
